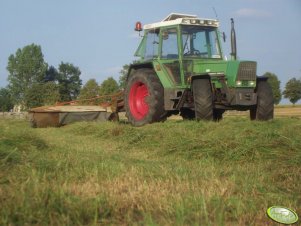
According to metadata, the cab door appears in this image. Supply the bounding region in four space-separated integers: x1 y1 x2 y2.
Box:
159 27 183 86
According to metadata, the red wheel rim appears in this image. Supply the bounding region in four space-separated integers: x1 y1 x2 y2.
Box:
129 81 149 120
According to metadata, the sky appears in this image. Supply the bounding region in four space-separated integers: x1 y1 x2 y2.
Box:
0 0 300 103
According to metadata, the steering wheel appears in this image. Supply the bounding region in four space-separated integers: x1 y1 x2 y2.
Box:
184 49 199 56
192 49 201 55
184 49 204 56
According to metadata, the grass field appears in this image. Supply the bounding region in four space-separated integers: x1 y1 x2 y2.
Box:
0 116 301 225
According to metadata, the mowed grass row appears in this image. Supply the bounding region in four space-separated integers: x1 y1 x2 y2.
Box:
0 118 300 225
223 105 301 118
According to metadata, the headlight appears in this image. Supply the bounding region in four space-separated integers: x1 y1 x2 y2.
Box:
248 81 255 86
236 81 242 86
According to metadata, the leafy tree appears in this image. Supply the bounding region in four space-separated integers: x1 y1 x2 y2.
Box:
119 64 130 89
79 79 100 100
263 72 282 105
44 65 59 82
57 62 82 101
118 61 138 89
283 78 301 105
40 82 60 105
0 88 14 111
7 44 48 106
99 77 119 95
24 82 60 108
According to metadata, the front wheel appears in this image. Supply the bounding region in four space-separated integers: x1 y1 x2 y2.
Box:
192 79 214 120
250 80 274 120
125 69 166 126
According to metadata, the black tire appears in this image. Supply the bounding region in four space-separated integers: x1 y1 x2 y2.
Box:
192 79 214 120
250 80 274 120
180 108 195 120
125 69 166 126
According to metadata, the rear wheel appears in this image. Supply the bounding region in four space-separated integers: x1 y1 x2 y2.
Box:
250 80 274 120
125 69 166 126
192 79 214 120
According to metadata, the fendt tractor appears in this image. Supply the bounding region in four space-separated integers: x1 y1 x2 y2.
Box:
124 13 274 126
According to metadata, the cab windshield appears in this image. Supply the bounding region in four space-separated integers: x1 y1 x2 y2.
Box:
181 26 222 59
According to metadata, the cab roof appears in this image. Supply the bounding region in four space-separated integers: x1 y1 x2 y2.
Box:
144 13 219 30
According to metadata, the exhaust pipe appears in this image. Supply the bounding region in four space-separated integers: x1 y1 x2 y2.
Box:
230 18 237 60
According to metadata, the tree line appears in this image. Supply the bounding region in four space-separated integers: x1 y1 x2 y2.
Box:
0 44 128 111
1 43 301 111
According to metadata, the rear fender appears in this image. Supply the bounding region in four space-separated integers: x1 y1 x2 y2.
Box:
256 76 268 82
255 76 268 92
127 62 154 81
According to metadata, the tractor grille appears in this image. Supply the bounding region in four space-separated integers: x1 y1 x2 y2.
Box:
237 62 257 81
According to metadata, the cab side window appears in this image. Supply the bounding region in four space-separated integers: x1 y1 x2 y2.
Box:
161 28 178 59
144 29 160 59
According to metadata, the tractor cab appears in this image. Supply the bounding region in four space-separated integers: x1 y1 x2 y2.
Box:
134 14 225 87
135 13 222 60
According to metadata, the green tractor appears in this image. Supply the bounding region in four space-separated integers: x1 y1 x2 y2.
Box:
124 13 274 126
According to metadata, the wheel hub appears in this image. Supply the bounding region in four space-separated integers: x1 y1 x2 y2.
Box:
129 81 149 120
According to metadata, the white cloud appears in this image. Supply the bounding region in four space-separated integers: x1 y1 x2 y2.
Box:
235 8 272 18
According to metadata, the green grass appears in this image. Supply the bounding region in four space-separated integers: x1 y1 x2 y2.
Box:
0 118 300 225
